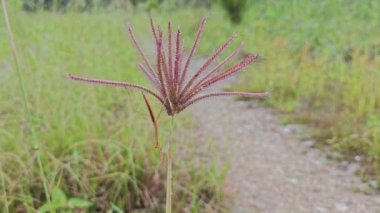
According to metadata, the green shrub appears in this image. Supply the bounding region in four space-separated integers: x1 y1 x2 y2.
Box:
217 0 250 23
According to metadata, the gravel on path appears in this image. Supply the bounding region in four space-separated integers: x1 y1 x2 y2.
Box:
187 95 380 213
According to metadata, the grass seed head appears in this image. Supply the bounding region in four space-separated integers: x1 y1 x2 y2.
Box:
68 17 267 116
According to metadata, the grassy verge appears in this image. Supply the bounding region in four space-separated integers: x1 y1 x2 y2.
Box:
0 4 224 212
226 0 380 182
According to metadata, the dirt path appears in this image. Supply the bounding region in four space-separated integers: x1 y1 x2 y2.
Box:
185 82 380 213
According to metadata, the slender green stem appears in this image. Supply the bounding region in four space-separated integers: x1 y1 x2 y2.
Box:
1 0 52 209
166 116 175 213
0 163 9 213
1 0 29 113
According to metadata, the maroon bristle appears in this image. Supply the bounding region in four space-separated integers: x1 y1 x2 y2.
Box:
179 33 237 99
179 17 207 91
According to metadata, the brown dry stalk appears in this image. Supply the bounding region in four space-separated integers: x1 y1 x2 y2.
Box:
142 93 160 149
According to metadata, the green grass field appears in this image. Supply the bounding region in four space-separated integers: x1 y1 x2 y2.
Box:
1 0 380 212
0 2 223 212
232 0 380 179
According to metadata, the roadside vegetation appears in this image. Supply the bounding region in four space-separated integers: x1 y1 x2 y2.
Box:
231 0 380 181
0 2 224 212
1 0 380 212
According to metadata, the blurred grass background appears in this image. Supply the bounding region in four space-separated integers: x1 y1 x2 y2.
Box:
1 0 380 212
233 0 380 180
0 1 224 212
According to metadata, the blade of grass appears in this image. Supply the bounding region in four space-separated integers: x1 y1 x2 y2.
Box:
0 163 9 213
1 0 52 210
142 93 161 149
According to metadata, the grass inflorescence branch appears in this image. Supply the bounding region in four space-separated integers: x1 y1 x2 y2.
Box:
68 16 267 212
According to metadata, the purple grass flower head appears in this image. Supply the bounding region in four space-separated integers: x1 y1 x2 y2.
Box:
68 17 267 116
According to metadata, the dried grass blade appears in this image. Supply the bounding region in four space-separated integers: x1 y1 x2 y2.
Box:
142 93 161 149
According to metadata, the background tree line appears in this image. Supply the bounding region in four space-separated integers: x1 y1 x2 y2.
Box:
21 0 250 23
